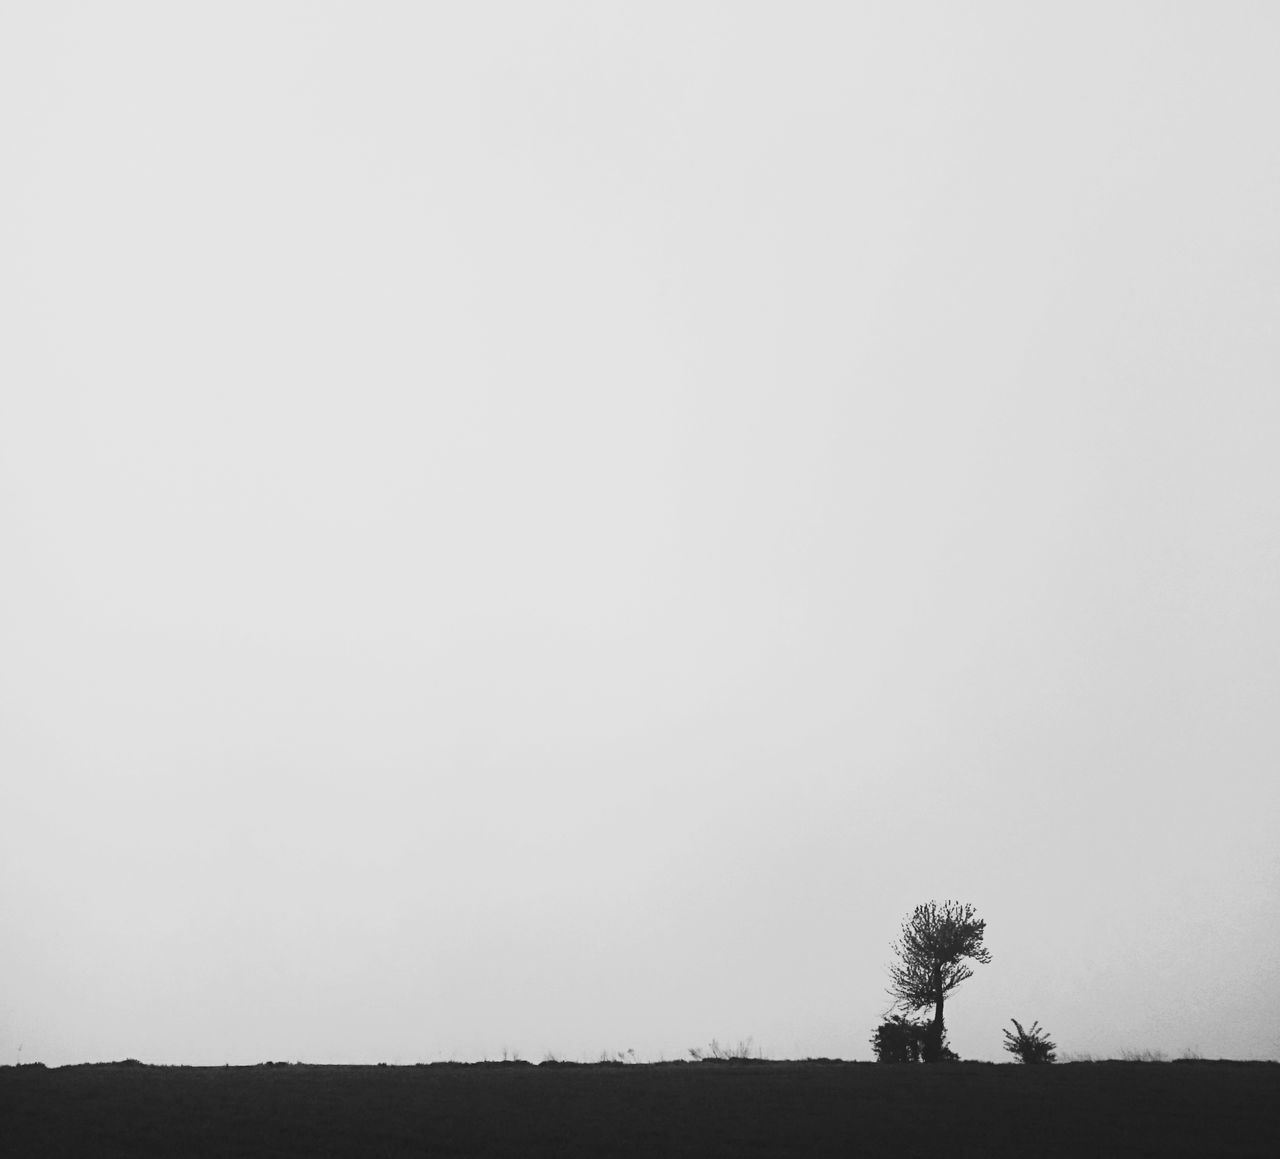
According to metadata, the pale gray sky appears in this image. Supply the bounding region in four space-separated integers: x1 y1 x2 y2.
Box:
3 2 1278 1066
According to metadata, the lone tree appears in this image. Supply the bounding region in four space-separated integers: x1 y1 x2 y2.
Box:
887 900 991 1062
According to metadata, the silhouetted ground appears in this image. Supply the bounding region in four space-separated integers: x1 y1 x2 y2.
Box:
3 1059 1277 1157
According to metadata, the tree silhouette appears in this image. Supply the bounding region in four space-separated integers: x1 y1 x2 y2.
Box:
887 900 991 1062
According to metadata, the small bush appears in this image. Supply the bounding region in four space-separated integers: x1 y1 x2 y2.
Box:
872 1016 924 1063
871 1016 959 1063
1002 1019 1057 1064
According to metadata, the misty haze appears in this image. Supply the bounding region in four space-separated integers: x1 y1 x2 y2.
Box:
2 3 1278 1154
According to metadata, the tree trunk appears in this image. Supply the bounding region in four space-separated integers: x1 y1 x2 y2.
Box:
924 996 945 1063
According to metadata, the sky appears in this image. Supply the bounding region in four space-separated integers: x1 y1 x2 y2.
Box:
2 1 1278 1067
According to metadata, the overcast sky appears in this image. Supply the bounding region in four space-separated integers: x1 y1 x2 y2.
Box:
3 2 1278 1067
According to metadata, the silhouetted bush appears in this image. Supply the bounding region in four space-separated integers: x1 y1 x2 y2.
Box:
871 1016 927 1063
871 1017 958 1063
1002 1019 1057 1064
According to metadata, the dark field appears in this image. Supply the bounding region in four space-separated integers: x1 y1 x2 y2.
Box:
3 1059 1277 1158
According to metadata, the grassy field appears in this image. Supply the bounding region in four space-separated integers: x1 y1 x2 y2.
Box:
3 1059 1277 1157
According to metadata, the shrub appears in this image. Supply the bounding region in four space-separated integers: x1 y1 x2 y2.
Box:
872 1016 926 1063
1002 1019 1057 1064
870 1016 957 1062
870 1019 931 1060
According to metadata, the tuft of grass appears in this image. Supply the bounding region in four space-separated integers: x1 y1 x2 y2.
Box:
1060 1049 1178 1064
594 1048 641 1066
689 1038 764 1063
1118 1049 1168 1063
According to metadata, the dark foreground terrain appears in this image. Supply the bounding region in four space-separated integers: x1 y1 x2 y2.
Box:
3 1059 1277 1158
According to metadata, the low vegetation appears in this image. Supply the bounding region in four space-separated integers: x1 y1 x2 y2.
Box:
687 1037 763 1062
1002 1019 1057 1064
9 897 1269 1155
870 1016 958 1063
4 1057 1277 1157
